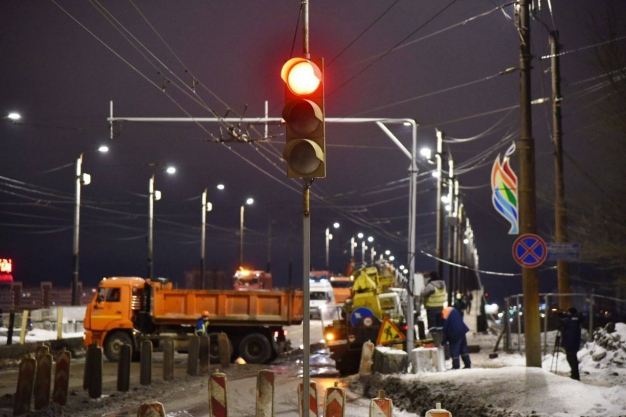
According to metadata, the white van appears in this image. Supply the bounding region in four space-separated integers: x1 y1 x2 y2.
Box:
309 280 335 319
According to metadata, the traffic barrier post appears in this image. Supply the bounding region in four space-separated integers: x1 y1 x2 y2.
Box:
200 334 210 374
324 382 345 417
52 348 71 406
13 355 36 416
359 340 375 376
188 335 200 376
298 381 318 417
137 401 166 417
163 338 174 381
140 340 152 386
35 344 50 363
83 343 97 390
88 345 103 399
209 369 228 417
255 369 274 417
56 307 63 340
425 402 452 417
369 390 393 417
218 332 230 369
34 351 52 410
117 343 131 392
19 310 29 345
7 311 15 345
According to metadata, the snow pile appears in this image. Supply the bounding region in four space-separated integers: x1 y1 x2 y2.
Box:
577 322 626 386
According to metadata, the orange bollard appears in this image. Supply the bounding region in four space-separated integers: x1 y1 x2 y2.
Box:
14 355 36 416
425 402 453 417
369 389 393 417
34 352 52 410
209 369 228 417
298 381 318 417
324 382 345 417
137 401 166 417
52 349 71 406
255 370 274 417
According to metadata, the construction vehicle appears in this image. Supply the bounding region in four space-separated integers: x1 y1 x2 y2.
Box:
233 268 272 290
329 275 353 305
323 264 408 375
84 277 303 363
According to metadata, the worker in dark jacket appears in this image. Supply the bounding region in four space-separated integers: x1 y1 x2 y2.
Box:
195 310 210 336
420 271 447 330
559 307 582 380
442 306 471 369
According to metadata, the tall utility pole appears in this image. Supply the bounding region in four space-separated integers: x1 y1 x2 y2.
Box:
148 174 156 280
325 227 331 271
72 154 85 306
266 212 272 273
518 0 542 367
446 160 456 307
435 130 444 281
239 205 245 267
201 188 208 289
551 31 571 310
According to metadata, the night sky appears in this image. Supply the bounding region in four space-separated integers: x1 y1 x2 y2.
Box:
1 1 624 304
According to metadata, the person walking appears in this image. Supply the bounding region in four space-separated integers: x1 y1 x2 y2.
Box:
195 310 210 336
465 290 473 314
442 306 471 369
420 271 447 331
559 307 582 380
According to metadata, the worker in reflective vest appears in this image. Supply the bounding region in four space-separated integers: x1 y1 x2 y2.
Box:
420 271 447 331
195 310 210 336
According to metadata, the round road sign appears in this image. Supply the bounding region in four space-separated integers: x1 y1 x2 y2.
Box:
512 233 547 268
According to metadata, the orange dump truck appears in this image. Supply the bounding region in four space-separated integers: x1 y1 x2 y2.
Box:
84 277 303 363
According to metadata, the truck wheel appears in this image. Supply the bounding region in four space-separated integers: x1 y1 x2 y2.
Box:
104 331 133 362
239 333 272 364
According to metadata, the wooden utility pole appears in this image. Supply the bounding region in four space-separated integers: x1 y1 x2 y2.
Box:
551 31 571 310
435 130 444 282
518 0 542 367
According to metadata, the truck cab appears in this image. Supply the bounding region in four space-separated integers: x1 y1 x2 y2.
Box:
309 279 335 320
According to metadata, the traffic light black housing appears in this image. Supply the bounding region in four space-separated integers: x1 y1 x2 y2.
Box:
282 57 326 178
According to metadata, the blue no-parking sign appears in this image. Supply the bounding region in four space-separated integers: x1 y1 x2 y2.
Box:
512 233 547 268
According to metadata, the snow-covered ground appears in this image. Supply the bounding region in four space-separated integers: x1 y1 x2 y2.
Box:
0 327 83 345
352 323 626 416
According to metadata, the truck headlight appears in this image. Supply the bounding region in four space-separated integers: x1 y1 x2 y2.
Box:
325 332 335 342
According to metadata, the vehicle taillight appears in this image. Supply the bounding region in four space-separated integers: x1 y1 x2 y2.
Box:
401 324 408 332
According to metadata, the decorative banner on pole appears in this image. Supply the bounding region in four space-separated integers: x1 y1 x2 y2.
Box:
491 143 519 234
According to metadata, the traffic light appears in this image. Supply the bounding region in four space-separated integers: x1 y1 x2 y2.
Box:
281 57 326 178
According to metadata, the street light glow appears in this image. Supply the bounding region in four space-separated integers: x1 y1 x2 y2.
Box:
217 184 225 190
166 166 176 174
441 195 449 203
246 198 254 205
367 236 374 242
464 238 469 244
385 250 391 255
420 147 432 159
333 222 340 229
98 145 109 153
357 232 364 239
389 255 395 261
7 112 21 121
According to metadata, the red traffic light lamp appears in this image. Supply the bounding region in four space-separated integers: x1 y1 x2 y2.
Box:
281 57 326 178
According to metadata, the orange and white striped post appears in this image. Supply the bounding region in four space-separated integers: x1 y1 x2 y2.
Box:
209 369 228 417
369 390 393 417
298 381 318 417
425 402 452 417
324 382 345 417
255 369 274 417
359 341 375 376
137 401 166 417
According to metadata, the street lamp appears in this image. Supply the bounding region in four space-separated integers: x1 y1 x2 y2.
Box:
239 197 254 267
6 112 21 123
72 146 108 306
148 165 176 280
325 222 340 271
201 184 222 289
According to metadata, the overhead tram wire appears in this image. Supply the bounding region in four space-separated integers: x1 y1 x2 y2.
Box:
327 0 460 99
444 108 517 142
326 0 401 67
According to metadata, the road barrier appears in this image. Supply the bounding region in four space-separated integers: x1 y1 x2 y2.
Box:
117 343 131 392
218 333 230 369
188 335 200 376
19 310 29 345
34 351 52 410
35 344 50 362
359 341 375 376
140 340 152 386
298 381 318 417
52 348 71 406
209 369 228 417
87 345 103 399
163 338 174 381
13 355 36 416
137 401 166 417
255 369 274 417
425 402 452 416
200 334 210 374
324 382 346 417
369 390 393 417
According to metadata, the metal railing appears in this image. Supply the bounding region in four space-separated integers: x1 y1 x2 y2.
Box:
503 292 626 355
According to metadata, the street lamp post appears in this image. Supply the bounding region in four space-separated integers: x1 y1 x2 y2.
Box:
239 198 254 267
325 222 339 271
148 166 175 280
200 184 222 289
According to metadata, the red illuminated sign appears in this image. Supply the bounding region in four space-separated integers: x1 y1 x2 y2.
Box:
0 259 12 273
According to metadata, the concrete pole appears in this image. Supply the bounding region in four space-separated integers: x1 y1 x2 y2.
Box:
71 154 83 306
239 205 244 267
446 161 455 307
350 237 355 259
201 188 207 289
267 211 272 273
325 227 330 271
551 31 571 310
148 174 155 280
518 0 542 367
435 130 444 281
